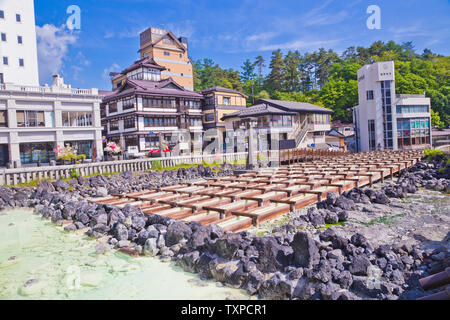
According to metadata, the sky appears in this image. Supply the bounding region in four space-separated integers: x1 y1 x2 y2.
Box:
33 0 450 90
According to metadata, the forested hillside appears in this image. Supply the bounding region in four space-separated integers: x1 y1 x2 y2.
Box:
193 41 449 127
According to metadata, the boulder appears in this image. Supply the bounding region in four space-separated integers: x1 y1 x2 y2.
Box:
349 256 372 276
335 196 354 210
166 221 193 246
114 223 129 241
253 237 293 273
96 187 108 198
36 181 55 194
53 180 70 191
291 232 320 268
143 238 158 256
207 233 241 260
177 251 200 273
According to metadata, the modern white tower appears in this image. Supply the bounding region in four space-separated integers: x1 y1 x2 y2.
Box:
0 0 40 86
353 61 432 152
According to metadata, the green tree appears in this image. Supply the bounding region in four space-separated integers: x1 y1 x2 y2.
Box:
431 109 444 129
265 49 285 93
283 50 301 92
240 59 256 82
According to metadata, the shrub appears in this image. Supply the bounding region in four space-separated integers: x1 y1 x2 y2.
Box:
70 167 80 179
152 160 163 171
424 148 444 160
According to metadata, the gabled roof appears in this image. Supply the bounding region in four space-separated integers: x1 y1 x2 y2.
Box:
326 129 346 138
102 77 202 102
121 57 166 75
258 99 334 115
198 86 249 98
139 31 187 53
221 103 297 120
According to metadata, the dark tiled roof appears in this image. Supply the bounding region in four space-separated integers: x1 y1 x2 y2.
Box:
102 78 202 102
332 120 354 128
326 129 346 138
258 99 334 115
198 86 248 98
221 103 296 120
121 57 166 75
99 90 114 97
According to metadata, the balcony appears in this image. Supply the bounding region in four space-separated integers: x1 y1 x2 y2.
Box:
0 83 99 96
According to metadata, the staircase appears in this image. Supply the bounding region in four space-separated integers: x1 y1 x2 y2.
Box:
292 117 309 147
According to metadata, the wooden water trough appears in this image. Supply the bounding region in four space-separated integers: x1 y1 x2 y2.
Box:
92 150 424 232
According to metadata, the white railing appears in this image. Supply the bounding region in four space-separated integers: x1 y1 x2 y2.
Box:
0 83 99 96
0 152 249 186
293 117 309 147
437 145 450 154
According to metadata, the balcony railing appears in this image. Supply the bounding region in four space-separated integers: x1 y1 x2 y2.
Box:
0 83 99 96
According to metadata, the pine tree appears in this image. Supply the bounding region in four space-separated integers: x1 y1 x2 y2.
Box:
266 49 285 93
240 59 256 82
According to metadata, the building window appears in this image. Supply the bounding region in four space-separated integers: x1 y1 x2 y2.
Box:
3 57 8 65
162 35 175 45
164 51 170 56
20 143 56 165
189 118 202 127
0 73 3 84
223 97 231 106
19 58 24 67
368 120 376 151
109 121 119 131
396 105 429 114
0 110 7 127
0 10 4 19
123 117 135 129
109 102 118 113
16 111 45 127
1 33 6 42
17 35 23 44
143 97 176 108
145 136 159 148
66 140 93 159
16 14 21 22
144 117 176 127
122 97 135 110
204 113 215 122
62 112 93 127
366 90 374 100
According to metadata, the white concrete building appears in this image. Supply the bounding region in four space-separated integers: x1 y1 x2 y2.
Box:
0 0 39 86
0 76 103 167
353 61 431 152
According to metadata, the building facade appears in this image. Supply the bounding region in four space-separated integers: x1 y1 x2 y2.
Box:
199 86 247 147
353 61 432 152
0 0 40 86
0 76 103 168
221 99 333 150
136 27 194 91
101 57 204 155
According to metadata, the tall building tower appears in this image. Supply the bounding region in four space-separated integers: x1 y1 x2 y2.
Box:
353 61 431 152
138 27 194 91
0 0 39 86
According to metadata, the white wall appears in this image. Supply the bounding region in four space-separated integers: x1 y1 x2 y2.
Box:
0 0 39 86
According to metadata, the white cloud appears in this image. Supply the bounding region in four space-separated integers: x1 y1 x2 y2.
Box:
245 32 278 42
102 63 121 80
36 24 77 84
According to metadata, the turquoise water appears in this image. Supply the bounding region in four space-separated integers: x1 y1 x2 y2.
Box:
0 209 249 300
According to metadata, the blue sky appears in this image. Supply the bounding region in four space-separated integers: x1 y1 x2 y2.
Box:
34 0 450 90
